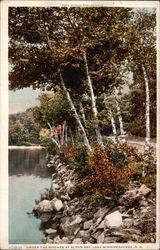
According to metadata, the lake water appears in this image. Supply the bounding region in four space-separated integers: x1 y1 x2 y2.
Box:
9 146 51 244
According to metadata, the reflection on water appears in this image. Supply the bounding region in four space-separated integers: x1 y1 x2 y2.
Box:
9 146 50 244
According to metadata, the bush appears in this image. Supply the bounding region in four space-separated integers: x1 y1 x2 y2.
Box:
79 148 133 199
39 128 58 155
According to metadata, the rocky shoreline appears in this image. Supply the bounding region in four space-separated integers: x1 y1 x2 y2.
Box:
33 155 156 244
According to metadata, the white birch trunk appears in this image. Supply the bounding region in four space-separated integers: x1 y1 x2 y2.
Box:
103 93 119 146
83 51 104 149
69 127 74 146
142 64 150 177
61 121 66 145
59 72 92 152
142 64 150 154
114 87 126 143
79 101 86 126
65 124 68 144
47 122 60 148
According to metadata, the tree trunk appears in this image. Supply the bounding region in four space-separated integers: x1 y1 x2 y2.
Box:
114 86 126 143
79 101 86 126
47 122 60 148
103 92 119 146
65 124 68 144
59 72 92 152
83 51 104 149
142 64 150 177
69 127 74 146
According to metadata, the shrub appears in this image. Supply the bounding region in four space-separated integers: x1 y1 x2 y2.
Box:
59 144 77 165
39 128 58 155
79 148 133 199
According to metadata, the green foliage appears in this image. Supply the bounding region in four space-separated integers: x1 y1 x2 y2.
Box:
32 92 76 131
39 128 58 155
9 109 40 145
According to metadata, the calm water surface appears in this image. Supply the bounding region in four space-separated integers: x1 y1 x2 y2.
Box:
9 146 50 244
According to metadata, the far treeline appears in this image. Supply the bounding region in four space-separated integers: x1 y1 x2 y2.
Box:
9 7 156 191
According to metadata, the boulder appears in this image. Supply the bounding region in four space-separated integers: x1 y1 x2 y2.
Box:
139 200 148 207
34 200 53 214
119 189 141 206
72 238 83 244
40 212 52 222
51 198 64 212
104 210 123 229
83 219 93 230
60 215 82 236
137 184 151 197
123 218 133 228
97 232 105 243
64 180 75 193
60 194 71 201
45 228 57 237
77 230 90 242
119 185 151 207
93 207 109 222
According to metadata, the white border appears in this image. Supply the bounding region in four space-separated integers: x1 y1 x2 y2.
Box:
0 1 159 250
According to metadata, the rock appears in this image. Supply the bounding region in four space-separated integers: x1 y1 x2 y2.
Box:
53 235 62 244
97 220 105 229
45 228 57 237
60 215 82 236
123 218 133 228
97 232 105 243
92 231 103 240
51 198 64 211
34 200 53 214
64 180 75 193
104 237 119 243
72 238 83 244
60 194 71 201
83 219 93 230
46 237 54 244
40 212 52 222
77 230 90 242
139 200 148 207
104 211 123 229
137 184 151 197
93 207 109 222
119 189 142 207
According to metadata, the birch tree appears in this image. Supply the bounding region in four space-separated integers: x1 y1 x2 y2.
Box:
103 92 118 146
114 87 126 143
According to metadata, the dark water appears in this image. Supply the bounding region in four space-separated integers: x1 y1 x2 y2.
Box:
9 146 50 244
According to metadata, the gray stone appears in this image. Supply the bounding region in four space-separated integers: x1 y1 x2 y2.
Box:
104 237 119 243
60 215 82 236
45 228 57 237
83 219 93 230
60 194 71 201
92 231 103 240
123 218 133 228
34 200 53 213
72 238 83 244
104 211 123 229
97 232 105 243
139 200 148 207
40 212 52 222
137 184 151 197
97 220 105 229
93 207 109 222
77 230 90 241
64 180 75 193
46 237 54 244
51 198 64 211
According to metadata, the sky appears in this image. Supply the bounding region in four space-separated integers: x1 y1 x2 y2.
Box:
9 87 40 114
